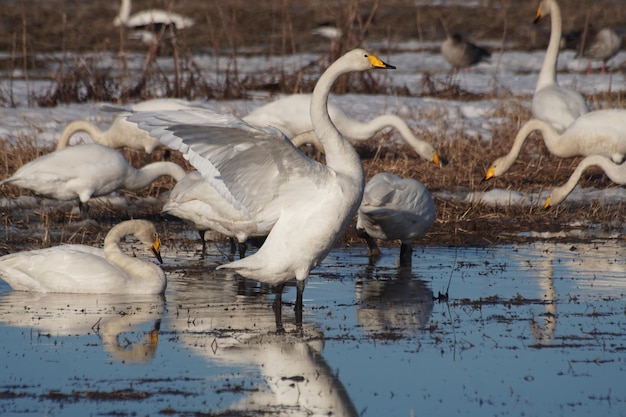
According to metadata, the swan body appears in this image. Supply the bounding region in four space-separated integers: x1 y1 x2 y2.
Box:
562 27 622 73
545 155 626 207
440 32 491 72
532 0 589 132
162 171 261 257
0 220 165 294
0 143 186 204
129 49 396 328
484 109 626 180
356 173 435 264
114 0 194 31
243 94 440 165
57 99 209 153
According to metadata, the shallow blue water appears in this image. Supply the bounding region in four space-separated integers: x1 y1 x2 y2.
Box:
1 240 625 416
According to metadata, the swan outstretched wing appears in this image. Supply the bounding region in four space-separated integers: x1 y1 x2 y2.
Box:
130 109 329 220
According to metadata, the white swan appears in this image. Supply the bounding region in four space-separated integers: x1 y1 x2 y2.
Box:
532 0 589 132
440 32 491 72
129 48 396 330
57 99 205 154
114 0 194 46
484 109 626 180
0 219 165 294
0 143 186 216
562 27 622 74
356 173 435 265
242 94 440 165
162 171 260 259
544 155 626 207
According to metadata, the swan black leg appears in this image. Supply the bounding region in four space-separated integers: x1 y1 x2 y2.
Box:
295 280 305 334
228 238 237 261
399 243 413 266
198 230 208 257
238 241 247 259
273 283 286 334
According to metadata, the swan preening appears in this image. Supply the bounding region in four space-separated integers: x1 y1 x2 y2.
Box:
562 26 623 74
130 48 396 331
0 143 186 216
484 109 626 180
242 94 441 165
545 155 626 207
0 220 165 294
440 32 491 72
356 173 435 265
532 0 589 132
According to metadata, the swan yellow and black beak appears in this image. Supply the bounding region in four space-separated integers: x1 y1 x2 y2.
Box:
482 166 496 182
151 234 163 264
533 5 544 24
368 54 396 70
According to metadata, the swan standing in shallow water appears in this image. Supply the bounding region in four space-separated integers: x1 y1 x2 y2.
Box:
243 94 440 165
532 0 589 132
440 32 491 73
130 49 396 331
356 173 435 265
0 220 165 294
544 155 626 207
483 109 626 180
0 143 186 217
57 99 205 154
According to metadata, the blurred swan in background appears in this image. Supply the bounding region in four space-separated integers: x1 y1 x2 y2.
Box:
0 143 186 217
243 94 440 165
57 99 206 154
440 32 491 73
561 26 622 74
356 173 435 265
544 155 626 207
483 109 626 180
0 291 164 363
532 0 589 132
0 220 165 294
114 0 194 46
130 49 396 331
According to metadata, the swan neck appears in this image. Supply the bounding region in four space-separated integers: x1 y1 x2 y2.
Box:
536 1 562 92
57 121 103 150
310 60 361 173
116 0 131 24
367 114 435 160
124 162 186 190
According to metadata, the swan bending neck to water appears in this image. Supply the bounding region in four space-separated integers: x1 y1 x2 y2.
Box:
243 94 440 165
484 110 626 180
0 220 165 294
532 0 588 132
129 49 396 331
544 155 626 207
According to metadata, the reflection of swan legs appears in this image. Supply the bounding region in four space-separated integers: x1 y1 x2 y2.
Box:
273 281 305 334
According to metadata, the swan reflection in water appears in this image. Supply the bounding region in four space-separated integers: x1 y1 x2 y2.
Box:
357 262 434 335
0 291 165 363
166 271 358 417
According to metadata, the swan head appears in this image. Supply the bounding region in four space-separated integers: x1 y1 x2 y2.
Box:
130 220 163 264
432 152 442 166
483 155 513 182
543 196 552 209
347 48 396 71
534 0 553 24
